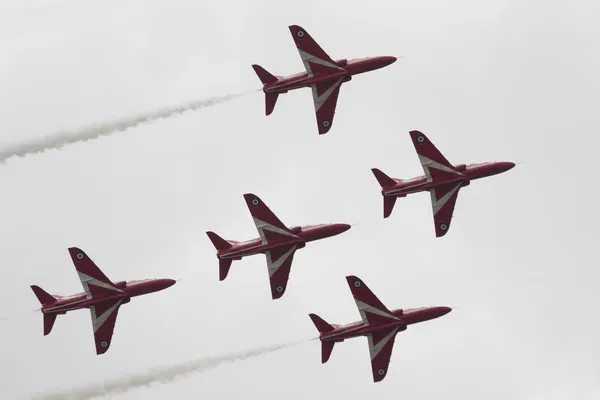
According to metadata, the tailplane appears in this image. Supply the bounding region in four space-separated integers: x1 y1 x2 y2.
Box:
371 168 397 188
371 169 399 218
206 232 235 281
206 231 233 251
30 286 59 336
309 313 337 363
30 285 57 306
251 64 278 85
251 65 281 115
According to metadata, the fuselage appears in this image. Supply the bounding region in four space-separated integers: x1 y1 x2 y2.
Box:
321 306 452 342
263 56 397 94
218 223 351 260
383 161 515 197
41 278 176 315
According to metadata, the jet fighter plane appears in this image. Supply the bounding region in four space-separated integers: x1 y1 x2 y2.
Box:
30 247 176 355
371 130 515 237
309 275 451 383
252 24 397 134
206 193 351 299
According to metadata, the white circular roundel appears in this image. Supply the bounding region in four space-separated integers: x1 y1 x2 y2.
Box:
251 199 260 206
100 341 108 348
354 281 361 288
440 223 448 231
417 135 425 143
276 285 284 293
378 368 386 376
76 253 84 260
297 30 305 38
322 120 330 128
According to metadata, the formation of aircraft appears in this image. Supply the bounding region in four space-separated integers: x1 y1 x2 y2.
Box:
28 24 517 385
252 24 397 134
30 247 175 355
206 193 351 299
309 275 451 383
372 130 515 237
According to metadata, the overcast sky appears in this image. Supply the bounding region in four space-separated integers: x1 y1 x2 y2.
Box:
1 0 598 399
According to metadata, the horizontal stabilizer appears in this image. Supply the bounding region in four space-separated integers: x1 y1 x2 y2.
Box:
43 313 57 336
252 64 278 85
371 168 396 188
383 195 397 219
321 341 335 364
309 313 335 333
206 231 233 251
30 285 57 305
265 92 279 115
219 258 233 281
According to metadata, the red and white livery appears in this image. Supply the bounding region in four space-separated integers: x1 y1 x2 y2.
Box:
252 24 397 134
309 275 451 383
30 247 176 355
206 193 351 300
372 130 515 237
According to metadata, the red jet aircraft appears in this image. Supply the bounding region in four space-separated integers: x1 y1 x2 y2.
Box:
206 193 351 299
252 24 397 134
372 130 515 237
30 247 176 355
309 275 451 383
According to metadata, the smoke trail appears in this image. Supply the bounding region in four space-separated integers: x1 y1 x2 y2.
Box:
0 92 249 164
25 338 315 400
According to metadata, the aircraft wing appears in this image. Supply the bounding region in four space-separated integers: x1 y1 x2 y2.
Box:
89 298 124 355
429 181 465 237
243 193 301 245
346 276 401 326
310 78 344 134
288 25 346 78
367 326 401 383
265 244 298 299
409 130 466 183
68 247 125 299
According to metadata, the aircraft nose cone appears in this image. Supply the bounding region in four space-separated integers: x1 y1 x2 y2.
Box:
440 306 452 315
382 56 397 66
505 162 516 170
336 223 352 234
160 279 176 289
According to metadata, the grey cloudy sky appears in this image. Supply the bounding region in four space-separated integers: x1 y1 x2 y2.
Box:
1 0 598 399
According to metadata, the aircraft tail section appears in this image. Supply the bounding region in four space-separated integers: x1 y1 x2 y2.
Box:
320 341 335 363
371 168 396 188
309 314 337 363
265 92 279 115
252 64 278 85
383 195 397 219
219 258 233 281
206 231 233 251
43 313 58 336
30 285 57 306
309 313 335 333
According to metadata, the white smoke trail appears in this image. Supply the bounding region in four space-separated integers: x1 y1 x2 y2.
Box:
25 338 315 400
0 91 249 164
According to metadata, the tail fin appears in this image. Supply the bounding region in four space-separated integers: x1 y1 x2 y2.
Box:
309 314 336 364
265 92 279 115
206 231 233 251
371 168 396 188
219 259 233 281
252 64 278 85
383 196 397 219
43 313 57 336
30 285 57 306
309 313 335 333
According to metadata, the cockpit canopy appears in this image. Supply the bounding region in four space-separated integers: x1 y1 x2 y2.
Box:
336 58 348 66
114 281 127 288
454 164 467 172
